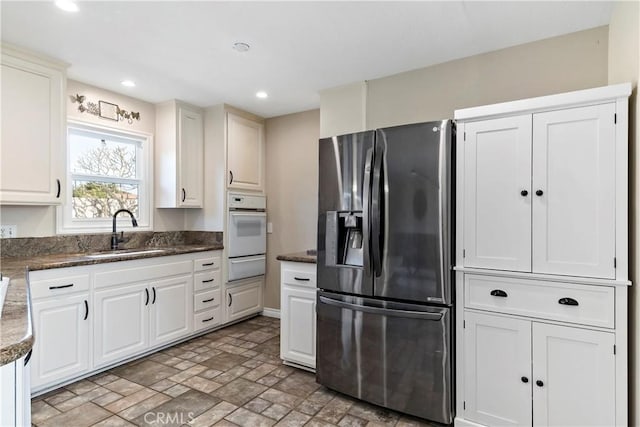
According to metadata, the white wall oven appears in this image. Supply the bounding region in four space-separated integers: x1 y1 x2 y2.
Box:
227 193 266 281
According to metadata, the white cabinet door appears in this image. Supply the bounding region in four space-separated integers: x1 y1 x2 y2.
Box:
31 294 90 390
178 106 203 207
532 104 616 279
149 275 192 348
281 285 316 369
464 311 532 426
1 52 65 204
463 115 532 272
227 113 265 192
94 283 148 368
226 279 263 322
532 323 615 427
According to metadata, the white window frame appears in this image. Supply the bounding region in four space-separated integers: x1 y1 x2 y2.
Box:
57 119 154 234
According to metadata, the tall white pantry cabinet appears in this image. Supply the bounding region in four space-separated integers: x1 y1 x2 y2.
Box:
453 83 631 427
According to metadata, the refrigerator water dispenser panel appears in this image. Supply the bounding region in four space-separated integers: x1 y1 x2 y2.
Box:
325 211 363 268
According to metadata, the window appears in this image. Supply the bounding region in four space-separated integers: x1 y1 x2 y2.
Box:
58 121 152 233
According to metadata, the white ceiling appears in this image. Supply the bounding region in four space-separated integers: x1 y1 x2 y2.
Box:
1 1 613 118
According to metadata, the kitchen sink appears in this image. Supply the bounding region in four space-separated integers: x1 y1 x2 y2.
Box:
84 249 167 259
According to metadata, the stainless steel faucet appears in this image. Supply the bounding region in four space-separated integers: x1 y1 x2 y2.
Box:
111 209 138 250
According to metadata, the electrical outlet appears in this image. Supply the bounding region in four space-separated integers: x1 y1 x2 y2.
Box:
267 222 273 234
0 225 17 238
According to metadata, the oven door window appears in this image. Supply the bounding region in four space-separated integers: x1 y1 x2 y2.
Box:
228 212 267 257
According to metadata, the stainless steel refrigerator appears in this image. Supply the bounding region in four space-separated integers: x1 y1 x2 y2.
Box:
316 120 454 424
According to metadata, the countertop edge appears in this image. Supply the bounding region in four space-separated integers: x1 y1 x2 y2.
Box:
276 252 317 264
0 277 34 366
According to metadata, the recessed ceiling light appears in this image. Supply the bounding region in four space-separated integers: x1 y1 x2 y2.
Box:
121 80 136 87
55 0 79 12
233 42 250 53
256 91 268 99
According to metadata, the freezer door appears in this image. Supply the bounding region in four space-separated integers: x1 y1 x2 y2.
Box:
317 131 375 295
316 291 453 424
373 121 453 304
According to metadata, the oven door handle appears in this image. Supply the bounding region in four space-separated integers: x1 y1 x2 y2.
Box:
319 296 443 321
230 255 266 264
230 212 267 217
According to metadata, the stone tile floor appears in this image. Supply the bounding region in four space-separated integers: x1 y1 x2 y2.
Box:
31 316 438 427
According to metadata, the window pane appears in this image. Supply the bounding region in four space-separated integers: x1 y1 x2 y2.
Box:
69 129 138 178
72 180 139 219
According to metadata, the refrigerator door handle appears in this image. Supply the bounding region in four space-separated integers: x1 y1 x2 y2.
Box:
371 142 384 277
363 147 374 276
319 296 443 321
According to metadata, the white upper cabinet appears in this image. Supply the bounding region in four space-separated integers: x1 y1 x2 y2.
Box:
458 83 629 280
226 112 265 192
532 104 616 279
1 45 66 205
155 100 203 208
463 115 532 272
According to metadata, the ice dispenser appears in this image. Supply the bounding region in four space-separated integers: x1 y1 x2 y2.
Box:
325 211 364 267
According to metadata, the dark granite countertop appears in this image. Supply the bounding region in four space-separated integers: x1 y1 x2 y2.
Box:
276 249 317 264
1 235 223 366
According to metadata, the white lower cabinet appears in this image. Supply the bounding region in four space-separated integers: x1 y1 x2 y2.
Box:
280 261 316 370
28 251 220 394
1 352 31 427
28 267 92 391
463 312 531 426
193 254 222 332
464 310 616 427
93 262 193 368
532 322 615 427
93 283 149 368
31 294 91 389
226 278 263 322
149 275 192 347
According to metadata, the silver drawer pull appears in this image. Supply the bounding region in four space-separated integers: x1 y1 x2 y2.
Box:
49 283 74 290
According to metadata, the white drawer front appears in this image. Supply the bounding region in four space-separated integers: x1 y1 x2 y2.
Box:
194 307 221 332
194 288 221 312
194 270 221 292
194 255 221 272
30 273 90 299
465 275 615 328
228 255 265 281
282 267 316 288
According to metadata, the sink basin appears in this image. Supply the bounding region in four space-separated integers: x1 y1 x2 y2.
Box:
0 276 9 319
85 249 167 259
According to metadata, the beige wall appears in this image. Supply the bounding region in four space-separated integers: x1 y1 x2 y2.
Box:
0 79 186 237
366 26 609 128
608 2 639 424
264 109 320 309
319 82 367 137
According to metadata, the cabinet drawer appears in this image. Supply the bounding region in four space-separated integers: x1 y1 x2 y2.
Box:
465 275 615 328
29 272 90 299
194 270 221 292
194 288 221 312
282 268 316 288
194 255 221 272
194 307 221 332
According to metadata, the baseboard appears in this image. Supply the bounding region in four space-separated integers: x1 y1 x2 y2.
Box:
261 307 281 319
